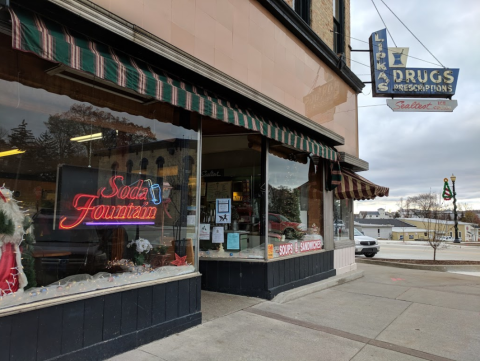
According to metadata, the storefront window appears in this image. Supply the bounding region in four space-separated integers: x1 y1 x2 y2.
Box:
334 198 352 241
0 78 198 309
199 134 264 259
267 143 324 258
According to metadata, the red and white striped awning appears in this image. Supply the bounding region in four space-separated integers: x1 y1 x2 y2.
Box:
335 169 389 201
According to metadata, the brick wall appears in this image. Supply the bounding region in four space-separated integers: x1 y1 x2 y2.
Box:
284 0 351 67
344 0 351 67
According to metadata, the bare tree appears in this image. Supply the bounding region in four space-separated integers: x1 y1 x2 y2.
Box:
423 193 449 261
408 193 440 218
397 197 406 218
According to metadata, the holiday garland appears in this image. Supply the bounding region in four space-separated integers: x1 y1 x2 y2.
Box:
22 217 36 289
442 178 452 201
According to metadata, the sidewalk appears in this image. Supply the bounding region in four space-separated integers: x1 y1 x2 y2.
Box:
109 263 480 361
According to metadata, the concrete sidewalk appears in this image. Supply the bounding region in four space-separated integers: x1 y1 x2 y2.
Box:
108 264 480 361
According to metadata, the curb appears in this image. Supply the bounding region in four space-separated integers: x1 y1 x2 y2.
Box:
356 258 480 272
272 269 364 304
378 241 480 247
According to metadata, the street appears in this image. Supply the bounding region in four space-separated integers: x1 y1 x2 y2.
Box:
362 242 480 261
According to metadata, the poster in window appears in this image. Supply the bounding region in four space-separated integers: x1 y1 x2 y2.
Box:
206 181 231 202
212 226 224 243
215 198 231 224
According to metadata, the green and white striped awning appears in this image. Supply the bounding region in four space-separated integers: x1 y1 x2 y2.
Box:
8 6 337 161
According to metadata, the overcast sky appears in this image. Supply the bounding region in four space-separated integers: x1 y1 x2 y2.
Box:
350 0 480 213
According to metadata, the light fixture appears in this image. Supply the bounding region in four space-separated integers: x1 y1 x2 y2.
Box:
85 222 155 226
71 130 118 143
70 132 103 142
0 149 25 158
450 174 456 182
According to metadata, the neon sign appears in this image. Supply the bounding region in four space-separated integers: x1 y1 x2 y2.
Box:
59 176 161 229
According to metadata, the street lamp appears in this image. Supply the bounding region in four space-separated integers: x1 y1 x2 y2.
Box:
450 174 461 243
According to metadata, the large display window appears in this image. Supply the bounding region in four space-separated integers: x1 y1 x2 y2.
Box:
0 74 199 308
199 133 264 259
267 143 324 258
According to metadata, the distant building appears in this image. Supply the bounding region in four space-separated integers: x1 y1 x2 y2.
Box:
355 218 414 240
399 218 479 242
358 208 392 219
392 227 429 241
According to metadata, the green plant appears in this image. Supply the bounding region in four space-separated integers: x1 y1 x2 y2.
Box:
152 245 169 255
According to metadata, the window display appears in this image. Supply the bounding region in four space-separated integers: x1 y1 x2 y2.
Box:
0 78 198 309
268 144 324 258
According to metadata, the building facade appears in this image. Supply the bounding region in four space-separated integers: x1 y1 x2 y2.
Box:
0 1 386 359
398 218 479 242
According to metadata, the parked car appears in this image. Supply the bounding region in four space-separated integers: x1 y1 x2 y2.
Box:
438 236 454 242
268 213 307 239
354 228 380 257
334 219 345 235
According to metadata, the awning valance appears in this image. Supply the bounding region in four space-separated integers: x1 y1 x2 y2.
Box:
8 6 337 161
335 169 389 200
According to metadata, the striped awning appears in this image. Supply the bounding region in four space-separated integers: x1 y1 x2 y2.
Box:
335 169 389 201
8 6 337 161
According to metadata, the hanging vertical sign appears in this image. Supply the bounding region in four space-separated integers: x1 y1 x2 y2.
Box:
369 28 459 98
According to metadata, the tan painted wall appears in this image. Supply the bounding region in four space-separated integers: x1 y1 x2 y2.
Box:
391 231 429 241
90 0 358 156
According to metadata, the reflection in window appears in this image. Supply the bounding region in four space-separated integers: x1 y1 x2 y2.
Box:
334 198 351 241
268 144 323 258
0 79 198 308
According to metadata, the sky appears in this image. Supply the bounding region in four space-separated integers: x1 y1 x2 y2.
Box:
350 0 480 213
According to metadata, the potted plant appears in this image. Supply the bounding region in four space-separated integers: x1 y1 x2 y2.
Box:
149 245 170 268
126 237 153 266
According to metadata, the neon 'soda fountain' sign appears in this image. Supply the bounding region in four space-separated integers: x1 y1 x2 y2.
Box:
59 176 161 229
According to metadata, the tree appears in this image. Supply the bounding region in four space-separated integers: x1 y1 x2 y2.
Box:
269 185 301 223
408 193 440 218
420 192 448 260
396 197 412 218
462 211 480 226
0 126 9 148
44 115 87 160
36 131 58 159
8 120 35 150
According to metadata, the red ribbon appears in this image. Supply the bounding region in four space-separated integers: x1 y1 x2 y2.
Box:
0 190 6 203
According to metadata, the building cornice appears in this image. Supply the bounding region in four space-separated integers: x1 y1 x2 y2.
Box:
257 0 365 94
42 0 345 146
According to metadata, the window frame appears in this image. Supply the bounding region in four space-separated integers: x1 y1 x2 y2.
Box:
333 0 345 54
294 0 311 25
